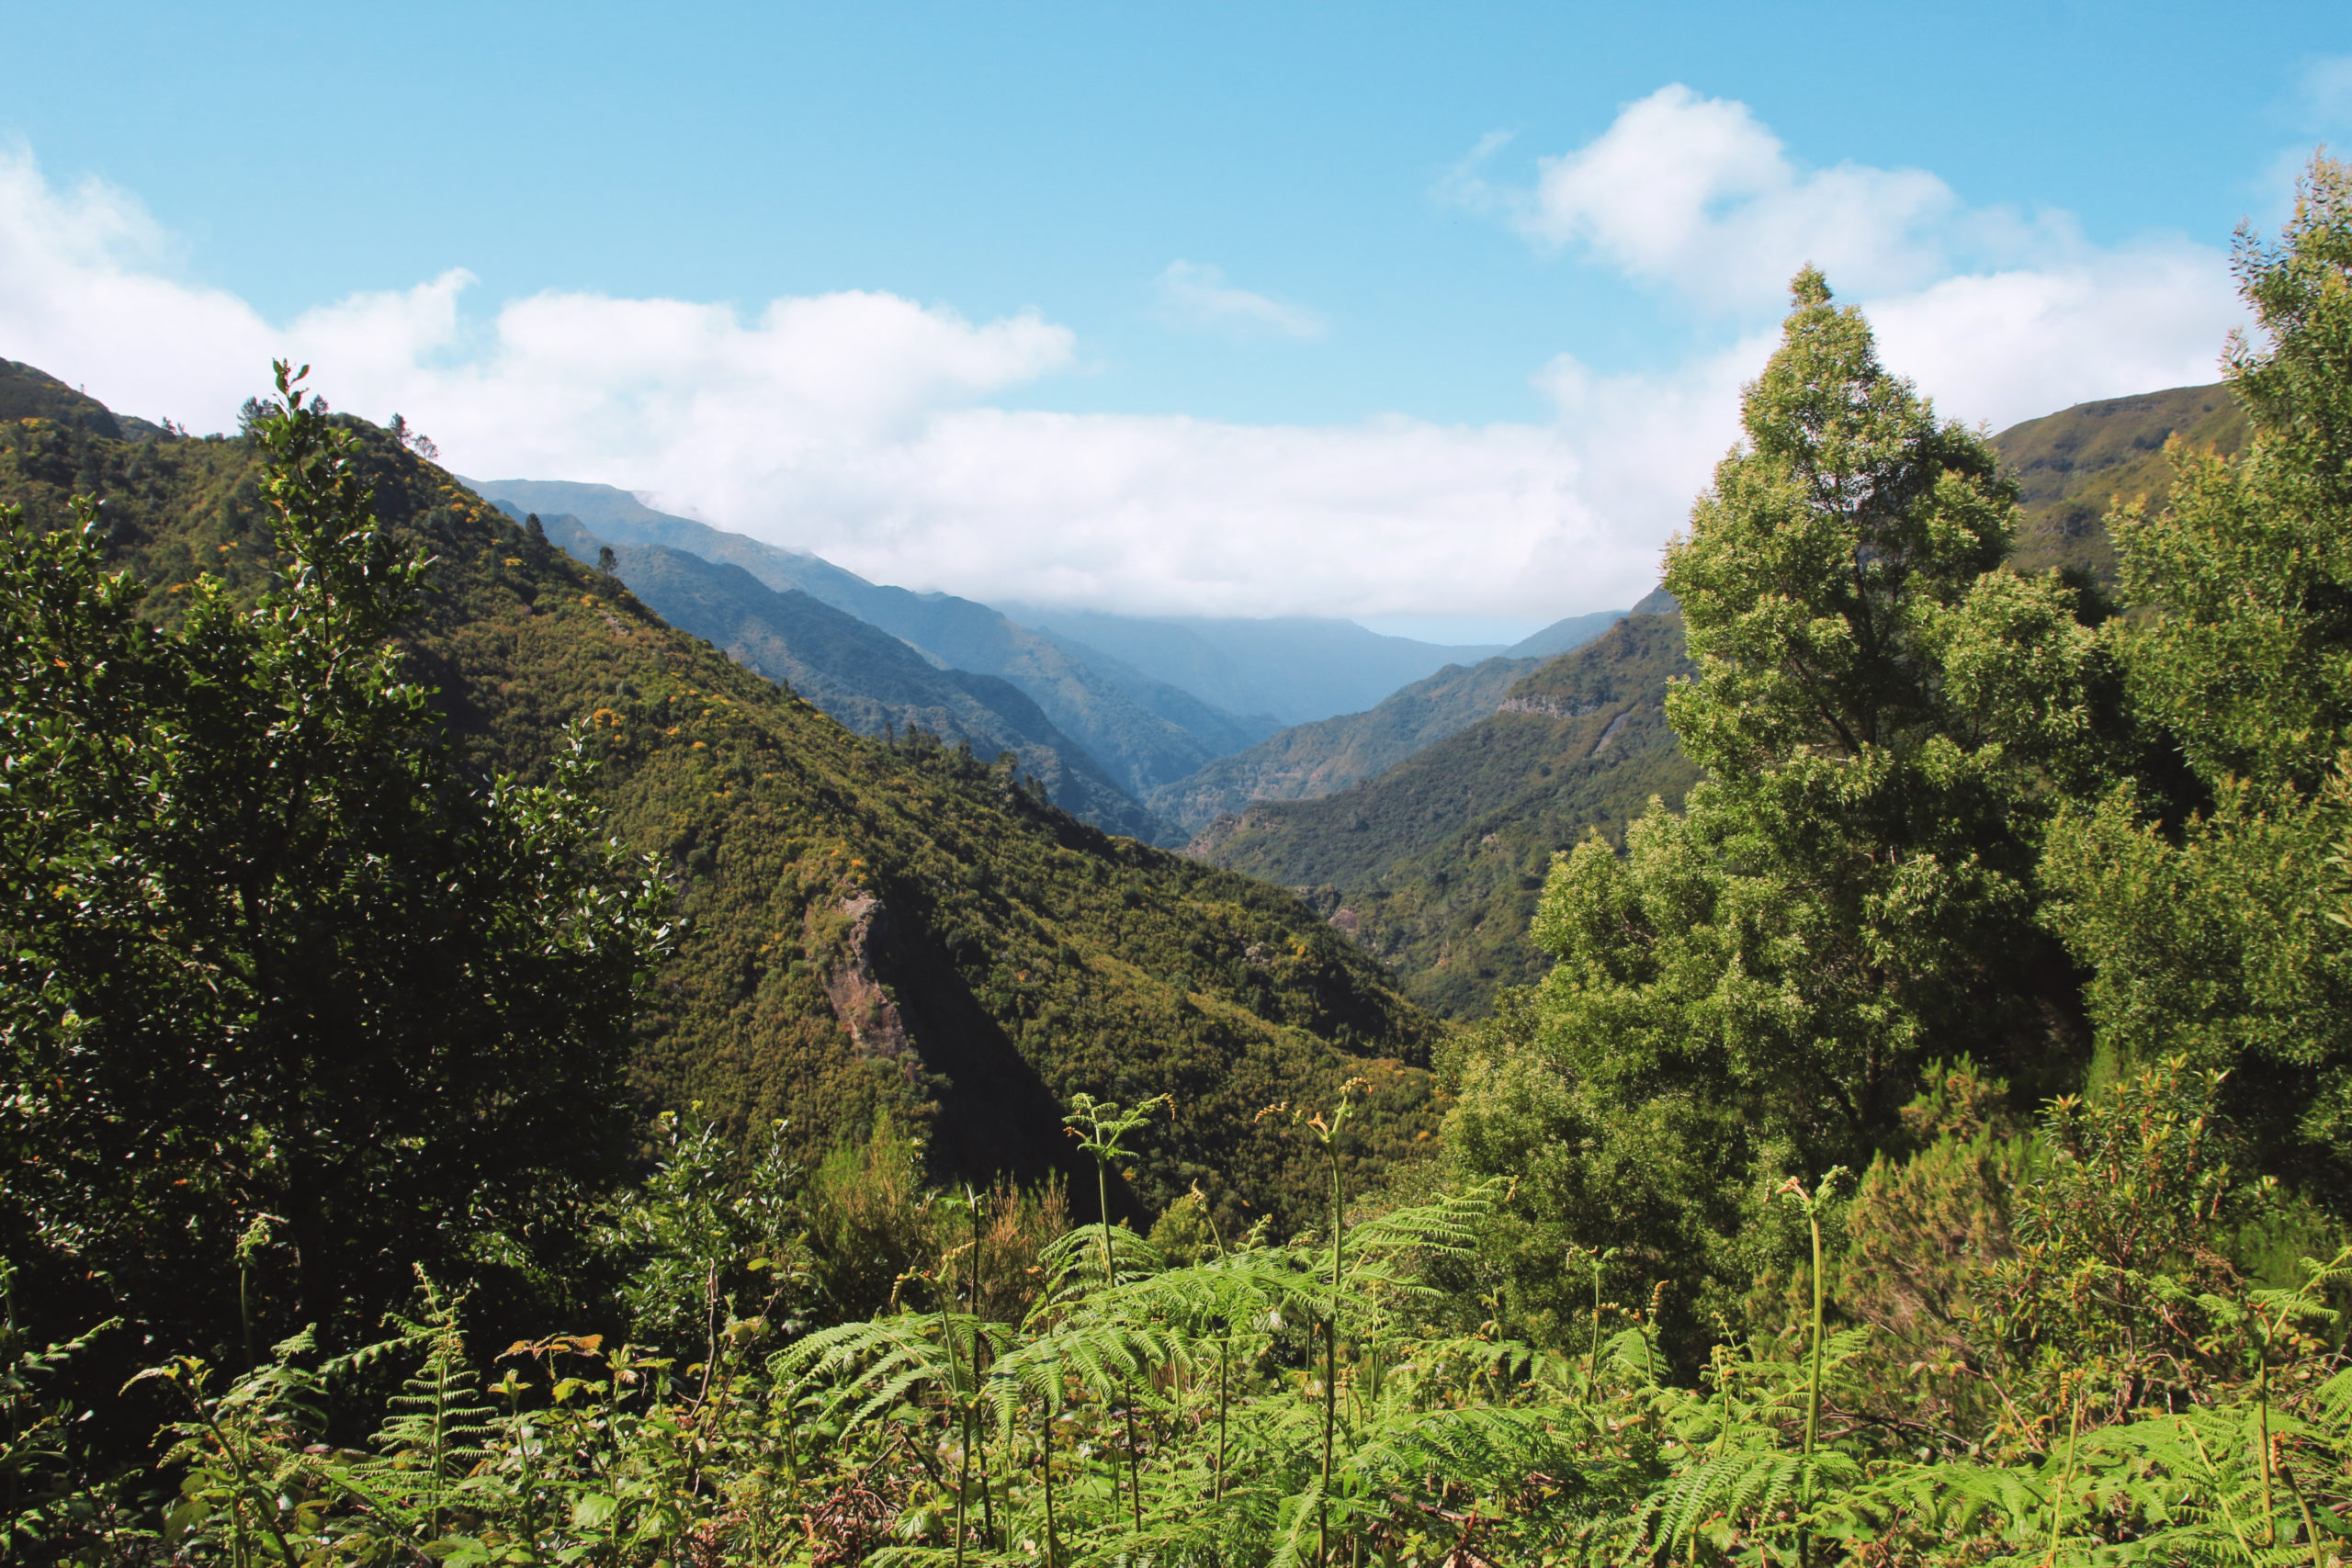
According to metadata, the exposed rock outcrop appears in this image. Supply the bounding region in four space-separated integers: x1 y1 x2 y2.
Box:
820 891 915 1061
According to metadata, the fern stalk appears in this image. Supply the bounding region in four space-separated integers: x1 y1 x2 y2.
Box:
1216 1330 1228 1505
939 1281 968 1567
1039 1393 1060 1568
2046 1374 2082 1565
1320 1100 1345 1568
1804 1201 1824 1465
969 1190 998 1549
2181 1416 2257 1563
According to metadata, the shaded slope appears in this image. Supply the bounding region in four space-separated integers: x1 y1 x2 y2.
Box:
1146 656 1543 838
2 398 1440 1235
556 530 1162 840
463 479 1272 802
1193 613 1699 1018
1992 382 2249 583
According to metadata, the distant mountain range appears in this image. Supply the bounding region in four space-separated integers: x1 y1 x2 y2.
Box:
1148 655 1543 837
460 477 1627 842
435 379 2245 998
1192 604 1696 1018
999 605 1627 727
1143 600 1653 837
526 518 1165 840
463 480 1276 819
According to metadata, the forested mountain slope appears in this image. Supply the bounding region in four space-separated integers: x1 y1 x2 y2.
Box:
1991 381 2249 582
1195 611 1697 1016
1503 605 1627 658
0 365 1440 1232
1146 653 1543 836
523 515 1163 840
0 357 135 436
1146 599 1647 838
465 478 1274 800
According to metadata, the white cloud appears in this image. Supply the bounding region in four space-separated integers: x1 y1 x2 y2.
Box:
0 146 1669 619
1464 85 2245 428
1865 245 2236 429
1154 260 1325 340
1507 85 1982 309
0 113 2256 626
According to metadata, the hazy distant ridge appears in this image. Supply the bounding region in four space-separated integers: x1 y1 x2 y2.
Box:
516 511 1165 838
462 479 1272 802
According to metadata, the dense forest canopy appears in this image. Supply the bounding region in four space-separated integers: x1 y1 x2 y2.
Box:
7 156 2352 1566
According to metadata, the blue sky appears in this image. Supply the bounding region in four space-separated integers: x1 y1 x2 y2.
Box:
4 3 2346 634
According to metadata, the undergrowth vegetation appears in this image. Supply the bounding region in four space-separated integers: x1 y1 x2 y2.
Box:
11 153 2352 1567
17 1067 2352 1563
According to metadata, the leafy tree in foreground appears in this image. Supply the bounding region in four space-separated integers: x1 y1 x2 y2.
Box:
2045 154 2352 1208
1447 269 2112 1338
0 364 670 1370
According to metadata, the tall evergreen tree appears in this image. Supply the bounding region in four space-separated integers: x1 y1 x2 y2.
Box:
1446 271 2108 1329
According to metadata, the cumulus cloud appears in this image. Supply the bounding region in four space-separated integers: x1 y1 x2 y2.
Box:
1469 86 1984 308
1154 260 1325 340
0 146 1668 618
0 109 2257 624
1458 85 2245 428
1864 245 2240 430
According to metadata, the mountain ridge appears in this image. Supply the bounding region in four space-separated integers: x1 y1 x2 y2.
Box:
518 511 1166 840
1193 610 1699 1018
463 479 1273 804
1992 381 2250 583
1146 655 1542 837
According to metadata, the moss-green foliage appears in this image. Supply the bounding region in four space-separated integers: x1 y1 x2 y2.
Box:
1 377 673 1450
1198 613 1701 1018
1993 380 2250 585
0 388 1441 1243
0 359 127 439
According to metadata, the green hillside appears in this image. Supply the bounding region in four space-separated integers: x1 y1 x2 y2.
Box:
465 478 1273 805
1196 611 1698 1016
1142 602 1642 840
1145 653 1541 836
0 363 1440 1233
527 517 1163 840
1991 381 2249 582
1504 605 1628 658
0 358 129 437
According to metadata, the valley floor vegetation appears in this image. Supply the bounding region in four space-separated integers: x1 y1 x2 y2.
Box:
11 157 2352 1565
